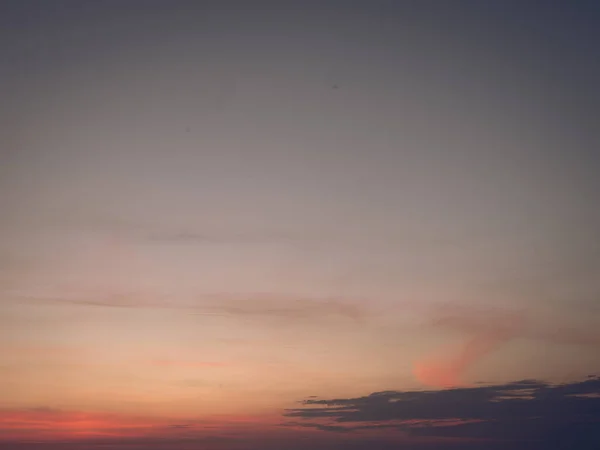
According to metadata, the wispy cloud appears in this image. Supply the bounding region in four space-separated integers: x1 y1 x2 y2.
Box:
191 294 367 323
150 359 229 368
427 303 600 347
145 229 309 245
412 303 600 387
413 305 524 387
14 288 368 324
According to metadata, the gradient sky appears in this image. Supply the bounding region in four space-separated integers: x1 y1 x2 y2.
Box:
1 1 600 449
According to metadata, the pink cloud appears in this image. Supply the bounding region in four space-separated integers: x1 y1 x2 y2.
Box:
413 305 525 388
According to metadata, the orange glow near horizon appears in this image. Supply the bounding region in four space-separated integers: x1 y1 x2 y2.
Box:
0 408 294 441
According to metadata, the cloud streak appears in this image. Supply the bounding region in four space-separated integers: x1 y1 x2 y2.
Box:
150 359 229 368
413 306 525 387
412 303 600 388
12 288 368 324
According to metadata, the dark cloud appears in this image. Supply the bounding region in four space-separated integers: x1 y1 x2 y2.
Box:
285 376 600 449
284 421 356 433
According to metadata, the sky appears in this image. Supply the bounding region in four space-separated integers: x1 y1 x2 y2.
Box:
1 0 599 449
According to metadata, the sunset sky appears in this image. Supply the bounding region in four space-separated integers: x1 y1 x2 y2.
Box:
1 1 599 449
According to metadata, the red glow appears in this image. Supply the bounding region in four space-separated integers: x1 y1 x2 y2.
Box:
413 307 525 388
